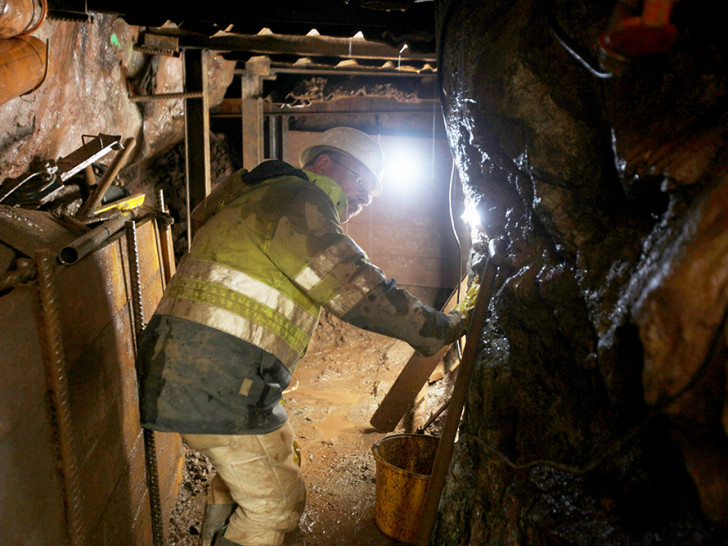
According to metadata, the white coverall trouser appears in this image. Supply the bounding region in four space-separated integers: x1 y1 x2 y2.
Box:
182 421 306 546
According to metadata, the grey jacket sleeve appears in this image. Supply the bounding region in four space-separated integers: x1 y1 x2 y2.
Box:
340 279 465 356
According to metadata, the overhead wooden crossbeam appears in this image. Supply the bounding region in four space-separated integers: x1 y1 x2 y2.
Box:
146 28 436 63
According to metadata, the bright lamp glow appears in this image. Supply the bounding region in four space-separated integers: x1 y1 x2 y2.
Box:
461 201 481 228
382 143 428 194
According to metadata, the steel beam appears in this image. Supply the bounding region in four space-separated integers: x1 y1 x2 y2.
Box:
183 49 211 247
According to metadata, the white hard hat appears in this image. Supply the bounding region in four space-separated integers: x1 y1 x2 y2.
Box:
299 127 385 196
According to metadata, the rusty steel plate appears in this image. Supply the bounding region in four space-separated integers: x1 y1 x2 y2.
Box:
0 205 76 256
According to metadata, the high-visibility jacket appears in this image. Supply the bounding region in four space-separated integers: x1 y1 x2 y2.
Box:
138 160 463 434
156 164 386 371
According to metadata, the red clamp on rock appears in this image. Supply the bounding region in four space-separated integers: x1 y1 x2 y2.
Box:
599 0 678 58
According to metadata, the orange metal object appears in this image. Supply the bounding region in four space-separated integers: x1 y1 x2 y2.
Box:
599 0 678 57
0 0 36 38
0 34 46 105
372 434 439 544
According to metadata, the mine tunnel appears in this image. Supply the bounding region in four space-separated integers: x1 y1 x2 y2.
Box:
1 0 727 544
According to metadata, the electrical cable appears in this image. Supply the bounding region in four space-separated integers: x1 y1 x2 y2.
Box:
544 0 613 79
448 160 464 361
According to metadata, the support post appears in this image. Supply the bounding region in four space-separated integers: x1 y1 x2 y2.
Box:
183 48 211 248
415 240 505 545
241 56 269 169
265 114 288 161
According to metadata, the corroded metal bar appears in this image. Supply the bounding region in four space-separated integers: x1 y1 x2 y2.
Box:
58 211 132 264
125 220 145 341
57 133 121 182
76 136 136 218
154 188 176 285
184 48 211 247
125 220 165 546
128 90 203 102
36 249 85 546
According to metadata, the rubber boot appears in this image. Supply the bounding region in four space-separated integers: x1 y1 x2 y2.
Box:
282 526 304 545
211 526 239 546
201 474 237 546
212 527 302 546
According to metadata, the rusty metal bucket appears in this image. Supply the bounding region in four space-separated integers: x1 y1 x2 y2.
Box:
371 433 439 544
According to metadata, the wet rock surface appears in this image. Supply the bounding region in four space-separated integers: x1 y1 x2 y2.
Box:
434 0 728 543
4 3 727 544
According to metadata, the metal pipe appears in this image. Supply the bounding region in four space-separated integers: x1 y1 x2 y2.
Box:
0 35 47 106
57 211 132 264
19 0 47 36
0 0 46 38
0 0 35 38
76 136 136 218
125 220 165 546
36 249 86 546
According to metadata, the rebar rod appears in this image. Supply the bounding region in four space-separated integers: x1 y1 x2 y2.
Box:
36 249 86 546
125 220 165 546
129 91 204 102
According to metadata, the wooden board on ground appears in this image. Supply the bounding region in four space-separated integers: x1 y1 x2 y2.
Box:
369 275 468 432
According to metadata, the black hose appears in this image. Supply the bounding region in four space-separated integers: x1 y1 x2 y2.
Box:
544 0 614 79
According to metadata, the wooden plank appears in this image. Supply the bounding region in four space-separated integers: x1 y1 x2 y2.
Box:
428 342 461 383
369 275 468 432
416 255 501 545
241 57 268 170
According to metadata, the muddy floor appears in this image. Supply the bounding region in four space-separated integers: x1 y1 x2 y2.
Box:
166 310 455 545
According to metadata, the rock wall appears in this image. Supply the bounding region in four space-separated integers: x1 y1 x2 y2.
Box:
0 13 235 179
433 0 728 543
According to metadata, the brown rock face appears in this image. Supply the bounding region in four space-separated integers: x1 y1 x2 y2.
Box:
434 0 728 543
0 14 235 179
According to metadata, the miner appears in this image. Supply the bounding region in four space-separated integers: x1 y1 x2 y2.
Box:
136 127 468 546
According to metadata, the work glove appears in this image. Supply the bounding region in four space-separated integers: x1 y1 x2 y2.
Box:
453 276 481 326
443 309 466 345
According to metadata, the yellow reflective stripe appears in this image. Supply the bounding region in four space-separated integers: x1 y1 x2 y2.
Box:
164 278 312 355
156 297 301 368
178 258 319 333
293 237 366 290
326 265 385 316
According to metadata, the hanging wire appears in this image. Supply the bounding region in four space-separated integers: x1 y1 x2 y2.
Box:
448 160 464 361
544 0 613 79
